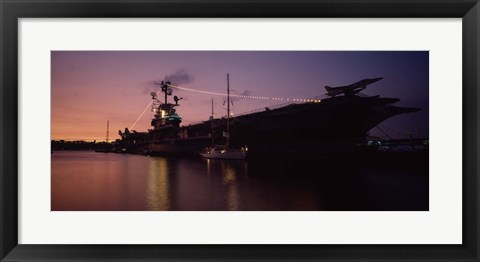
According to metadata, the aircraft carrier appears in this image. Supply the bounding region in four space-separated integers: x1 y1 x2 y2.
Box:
117 78 420 157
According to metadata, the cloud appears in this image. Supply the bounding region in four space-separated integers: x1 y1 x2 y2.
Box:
141 69 194 95
162 68 194 85
239 89 252 96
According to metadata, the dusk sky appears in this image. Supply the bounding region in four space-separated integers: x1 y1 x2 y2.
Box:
51 51 428 141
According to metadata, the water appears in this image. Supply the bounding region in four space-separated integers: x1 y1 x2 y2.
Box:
51 151 428 211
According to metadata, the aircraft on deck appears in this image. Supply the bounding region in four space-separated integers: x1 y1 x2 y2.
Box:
325 77 383 97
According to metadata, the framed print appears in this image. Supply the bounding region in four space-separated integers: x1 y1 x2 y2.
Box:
1 0 479 261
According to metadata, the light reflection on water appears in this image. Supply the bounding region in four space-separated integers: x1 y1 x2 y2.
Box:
147 158 170 211
145 157 246 211
51 151 428 211
221 162 240 211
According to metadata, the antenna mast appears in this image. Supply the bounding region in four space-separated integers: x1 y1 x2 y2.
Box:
226 74 230 149
211 98 214 146
106 120 109 143
154 81 171 104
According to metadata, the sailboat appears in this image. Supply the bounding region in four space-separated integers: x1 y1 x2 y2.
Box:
200 74 248 160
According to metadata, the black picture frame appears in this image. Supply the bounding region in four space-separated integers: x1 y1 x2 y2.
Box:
1 0 479 261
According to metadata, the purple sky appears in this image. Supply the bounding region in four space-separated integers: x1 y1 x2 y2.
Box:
51 51 428 141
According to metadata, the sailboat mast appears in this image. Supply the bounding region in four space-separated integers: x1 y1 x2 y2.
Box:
211 98 214 146
226 74 230 149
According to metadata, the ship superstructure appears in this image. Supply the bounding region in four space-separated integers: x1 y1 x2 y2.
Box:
149 81 183 140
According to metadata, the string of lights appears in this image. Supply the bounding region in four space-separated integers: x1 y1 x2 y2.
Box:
129 101 153 130
129 90 162 130
168 84 322 103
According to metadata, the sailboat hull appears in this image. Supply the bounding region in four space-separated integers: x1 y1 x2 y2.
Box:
200 149 247 160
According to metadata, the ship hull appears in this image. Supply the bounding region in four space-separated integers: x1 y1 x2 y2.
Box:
121 95 419 156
